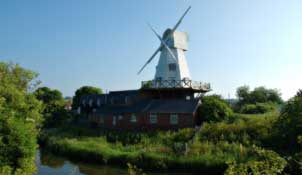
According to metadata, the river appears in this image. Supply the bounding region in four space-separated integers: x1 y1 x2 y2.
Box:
35 150 193 175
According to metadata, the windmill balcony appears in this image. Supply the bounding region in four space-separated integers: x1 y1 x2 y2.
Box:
141 79 211 92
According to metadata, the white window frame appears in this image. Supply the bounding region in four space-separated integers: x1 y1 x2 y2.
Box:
97 98 101 106
186 96 191 100
89 99 93 107
130 114 137 123
150 114 157 124
113 116 116 126
77 107 81 114
170 114 178 125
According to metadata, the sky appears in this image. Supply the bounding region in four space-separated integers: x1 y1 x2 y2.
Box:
1 0 302 100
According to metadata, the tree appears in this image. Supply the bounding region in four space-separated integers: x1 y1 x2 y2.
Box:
197 95 233 123
72 86 103 110
34 87 68 127
0 62 43 174
275 94 302 151
296 89 302 98
236 85 250 105
235 86 282 113
236 86 282 105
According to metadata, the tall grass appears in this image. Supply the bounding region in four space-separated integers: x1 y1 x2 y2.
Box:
39 112 286 174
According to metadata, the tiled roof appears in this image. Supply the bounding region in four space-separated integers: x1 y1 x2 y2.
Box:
80 89 200 114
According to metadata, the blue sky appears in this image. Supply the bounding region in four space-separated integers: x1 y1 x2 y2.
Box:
1 0 302 100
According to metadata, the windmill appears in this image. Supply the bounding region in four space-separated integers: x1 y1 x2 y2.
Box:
138 6 192 88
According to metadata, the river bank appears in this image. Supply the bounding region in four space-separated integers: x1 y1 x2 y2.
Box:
38 114 286 175
39 126 226 174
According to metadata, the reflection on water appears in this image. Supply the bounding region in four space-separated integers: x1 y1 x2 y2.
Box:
35 150 128 175
35 149 194 175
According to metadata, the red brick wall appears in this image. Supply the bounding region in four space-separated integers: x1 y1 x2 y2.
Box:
88 112 195 130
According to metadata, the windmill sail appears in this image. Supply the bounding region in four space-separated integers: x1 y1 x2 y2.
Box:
137 6 191 75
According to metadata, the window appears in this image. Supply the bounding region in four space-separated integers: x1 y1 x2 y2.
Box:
186 96 191 100
82 100 86 106
92 108 96 112
89 99 93 107
99 117 104 124
97 98 101 106
112 116 116 126
77 107 81 114
118 115 123 120
125 96 129 104
130 114 137 123
168 63 176 71
150 114 157 124
170 114 178 125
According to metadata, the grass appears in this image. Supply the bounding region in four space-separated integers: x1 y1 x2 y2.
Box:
39 112 286 174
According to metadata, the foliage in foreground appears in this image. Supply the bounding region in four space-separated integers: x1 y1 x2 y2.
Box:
40 114 286 174
0 62 43 175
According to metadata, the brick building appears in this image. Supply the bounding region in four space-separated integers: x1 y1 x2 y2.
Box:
78 80 210 130
77 7 211 130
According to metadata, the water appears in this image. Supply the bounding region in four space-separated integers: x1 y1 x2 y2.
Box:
35 150 128 175
35 150 192 175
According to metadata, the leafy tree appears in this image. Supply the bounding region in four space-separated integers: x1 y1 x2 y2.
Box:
0 62 43 174
197 95 233 123
296 89 302 98
236 86 250 105
235 86 282 113
240 102 277 114
236 86 282 105
274 94 302 152
34 87 68 127
72 86 103 109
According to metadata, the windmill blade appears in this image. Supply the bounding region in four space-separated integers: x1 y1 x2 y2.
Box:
171 6 191 32
147 23 177 62
137 46 161 74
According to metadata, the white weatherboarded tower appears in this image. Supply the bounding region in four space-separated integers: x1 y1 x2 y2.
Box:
154 29 191 83
138 6 210 92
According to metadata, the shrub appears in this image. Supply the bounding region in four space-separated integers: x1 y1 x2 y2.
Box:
224 147 286 175
240 102 277 114
198 95 234 122
274 95 302 152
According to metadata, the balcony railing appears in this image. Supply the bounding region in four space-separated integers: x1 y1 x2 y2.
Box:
141 79 211 91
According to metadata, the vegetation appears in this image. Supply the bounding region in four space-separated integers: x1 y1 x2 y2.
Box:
39 112 286 174
239 102 277 114
72 86 103 110
0 62 43 175
2 61 302 175
235 86 282 113
198 95 233 122
34 87 70 128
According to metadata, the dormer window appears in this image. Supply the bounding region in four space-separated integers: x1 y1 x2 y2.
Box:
125 96 130 104
97 98 101 107
89 99 93 107
130 114 137 123
168 63 176 71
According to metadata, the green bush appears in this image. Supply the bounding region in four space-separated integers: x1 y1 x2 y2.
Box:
198 95 234 122
225 146 286 175
274 95 302 152
198 112 278 147
0 62 43 175
240 102 277 114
